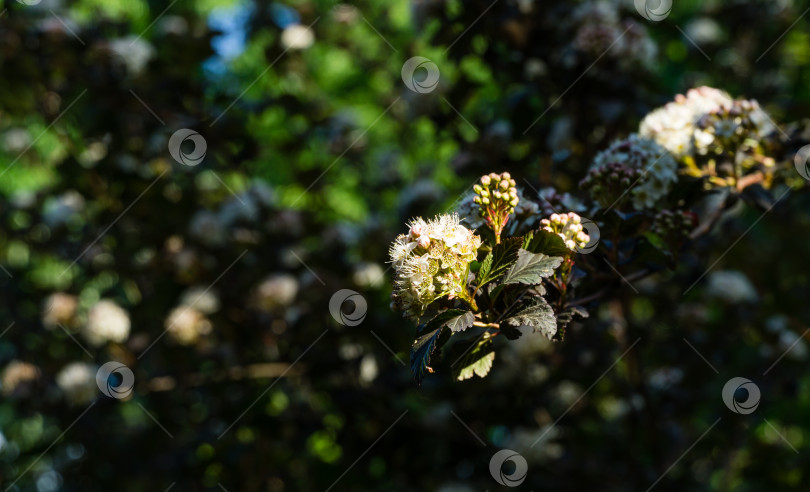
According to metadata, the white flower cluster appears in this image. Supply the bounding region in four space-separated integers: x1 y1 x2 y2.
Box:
541 213 590 251
165 286 219 346
1 360 40 397
639 86 776 162
591 133 678 209
56 362 97 405
82 300 131 347
165 306 213 346
706 270 758 303
693 99 775 158
640 87 732 159
252 273 299 310
42 292 79 330
108 36 156 75
389 214 481 320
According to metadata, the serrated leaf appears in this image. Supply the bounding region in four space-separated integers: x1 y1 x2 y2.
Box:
410 309 475 384
446 311 475 333
476 238 521 288
476 252 493 282
418 309 474 334
456 352 495 381
502 249 563 285
499 323 523 340
504 297 557 340
556 305 589 338
453 338 495 381
410 327 444 385
522 229 570 257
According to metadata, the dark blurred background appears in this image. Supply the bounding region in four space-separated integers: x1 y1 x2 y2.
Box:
1 0 809 490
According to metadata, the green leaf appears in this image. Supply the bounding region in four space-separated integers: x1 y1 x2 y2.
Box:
502 249 563 285
410 327 443 385
504 297 557 339
410 309 474 384
522 229 570 257
476 253 493 283
556 305 589 340
476 237 521 288
418 309 474 334
454 338 495 382
643 232 666 251
446 311 475 333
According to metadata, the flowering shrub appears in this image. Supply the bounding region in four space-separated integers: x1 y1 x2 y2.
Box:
392 85 795 385
392 174 584 383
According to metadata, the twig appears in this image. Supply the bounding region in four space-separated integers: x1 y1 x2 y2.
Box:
473 321 500 329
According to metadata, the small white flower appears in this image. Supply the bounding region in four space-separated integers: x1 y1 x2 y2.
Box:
165 306 212 346
1 361 40 397
179 286 220 315
706 270 757 303
253 273 299 310
108 36 156 75
82 300 131 347
353 263 385 288
42 292 79 330
281 24 315 50
56 362 97 405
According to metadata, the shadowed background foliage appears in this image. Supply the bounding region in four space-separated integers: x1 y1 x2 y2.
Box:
1 0 810 490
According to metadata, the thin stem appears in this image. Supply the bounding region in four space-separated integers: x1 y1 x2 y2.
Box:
473 321 500 328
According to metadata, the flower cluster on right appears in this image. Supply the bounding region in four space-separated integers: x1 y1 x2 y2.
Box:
390 85 794 385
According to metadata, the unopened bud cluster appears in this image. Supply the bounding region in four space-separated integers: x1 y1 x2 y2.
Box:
694 99 774 161
651 209 696 247
579 162 642 210
541 213 590 251
389 213 481 320
639 86 778 170
582 134 677 210
473 172 518 243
